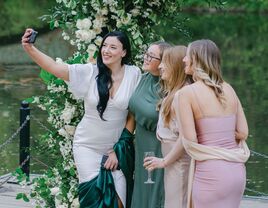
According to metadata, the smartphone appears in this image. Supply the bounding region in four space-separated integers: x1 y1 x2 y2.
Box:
28 30 38 43
100 155 120 170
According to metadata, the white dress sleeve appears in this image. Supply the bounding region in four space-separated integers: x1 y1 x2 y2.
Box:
68 63 94 100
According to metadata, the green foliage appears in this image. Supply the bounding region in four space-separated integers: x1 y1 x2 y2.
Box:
0 0 55 38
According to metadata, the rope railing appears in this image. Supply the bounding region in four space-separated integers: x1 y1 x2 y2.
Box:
0 115 30 151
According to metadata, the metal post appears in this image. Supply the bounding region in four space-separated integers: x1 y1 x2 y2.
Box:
20 101 30 177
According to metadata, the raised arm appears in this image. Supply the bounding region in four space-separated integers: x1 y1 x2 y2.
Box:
21 28 69 81
235 98 248 140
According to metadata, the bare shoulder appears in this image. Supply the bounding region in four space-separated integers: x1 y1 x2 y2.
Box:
174 85 193 100
223 81 238 96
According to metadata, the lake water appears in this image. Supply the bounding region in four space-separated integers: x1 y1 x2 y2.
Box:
0 13 268 197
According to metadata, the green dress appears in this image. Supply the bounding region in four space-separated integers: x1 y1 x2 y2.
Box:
129 73 164 208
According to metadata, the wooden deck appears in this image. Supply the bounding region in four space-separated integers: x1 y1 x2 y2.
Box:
1 174 268 208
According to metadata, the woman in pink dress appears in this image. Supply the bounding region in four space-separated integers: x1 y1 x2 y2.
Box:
145 39 250 208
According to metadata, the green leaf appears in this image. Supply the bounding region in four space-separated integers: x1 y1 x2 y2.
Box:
39 69 56 85
16 193 24 200
23 194 30 202
23 97 34 103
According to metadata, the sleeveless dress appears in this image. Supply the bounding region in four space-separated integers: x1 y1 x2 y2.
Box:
129 72 164 208
156 105 190 208
191 86 246 208
68 63 141 207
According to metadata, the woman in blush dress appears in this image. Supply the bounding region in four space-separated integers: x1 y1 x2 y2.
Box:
22 29 141 208
146 39 250 208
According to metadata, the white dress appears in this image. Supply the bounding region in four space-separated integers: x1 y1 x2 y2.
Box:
68 63 141 207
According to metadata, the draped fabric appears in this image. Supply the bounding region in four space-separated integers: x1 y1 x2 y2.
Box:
78 128 135 208
182 138 250 208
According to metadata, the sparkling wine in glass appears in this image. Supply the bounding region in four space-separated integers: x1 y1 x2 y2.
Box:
144 151 155 184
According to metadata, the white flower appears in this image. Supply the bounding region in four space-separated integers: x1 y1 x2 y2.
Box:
100 8 108 16
94 36 103 46
54 20 59 28
33 96 40 104
64 125 76 136
75 30 96 42
50 187 60 196
71 10 77 15
76 18 92 30
86 44 97 54
71 198 79 208
93 18 103 29
55 57 64 64
131 8 140 17
121 13 132 25
58 128 68 137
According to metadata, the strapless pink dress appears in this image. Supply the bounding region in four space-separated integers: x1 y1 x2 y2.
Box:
192 115 246 208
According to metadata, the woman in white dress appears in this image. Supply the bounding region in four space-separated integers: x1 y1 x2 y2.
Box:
22 29 141 208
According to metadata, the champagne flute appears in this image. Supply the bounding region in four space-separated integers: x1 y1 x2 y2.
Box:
144 151 155 184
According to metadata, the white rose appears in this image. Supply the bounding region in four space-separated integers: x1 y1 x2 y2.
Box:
50 187 60 196
58 128 68 137
76 19 83 30
76 18 92 30
93 19 103 29
75 30 96 42
64 125 76 136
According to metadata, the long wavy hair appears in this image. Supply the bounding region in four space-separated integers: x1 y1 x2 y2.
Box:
188 39 226 107
160 46 190 126
96 31 131 120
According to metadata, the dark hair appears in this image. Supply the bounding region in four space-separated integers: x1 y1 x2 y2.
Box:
96 31 131 120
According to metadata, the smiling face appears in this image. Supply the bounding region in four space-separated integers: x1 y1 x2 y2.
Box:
159 61 169 81
101 36 126 67
142 44 161 76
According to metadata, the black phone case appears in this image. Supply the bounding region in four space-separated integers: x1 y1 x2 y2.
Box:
28 31 38 43
100 155 120 170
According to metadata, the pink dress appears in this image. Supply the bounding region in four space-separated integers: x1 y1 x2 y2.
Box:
192 115 246 208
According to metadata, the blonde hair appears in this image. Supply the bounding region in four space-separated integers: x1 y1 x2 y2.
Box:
188 39 226 106
160 45 189 126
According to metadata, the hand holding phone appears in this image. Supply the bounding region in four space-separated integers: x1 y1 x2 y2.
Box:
27 30 38 43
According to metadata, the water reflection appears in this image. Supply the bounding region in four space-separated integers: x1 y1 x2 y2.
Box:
0 64 53 175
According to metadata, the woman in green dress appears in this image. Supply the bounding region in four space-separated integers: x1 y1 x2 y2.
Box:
129 41 170 208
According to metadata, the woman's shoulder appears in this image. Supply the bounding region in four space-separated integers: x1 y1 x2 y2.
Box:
126 64 141 73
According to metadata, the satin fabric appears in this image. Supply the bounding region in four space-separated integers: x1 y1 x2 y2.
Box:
78 128 135 208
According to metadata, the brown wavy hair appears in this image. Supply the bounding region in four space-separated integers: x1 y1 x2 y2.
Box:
160 45 190 127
